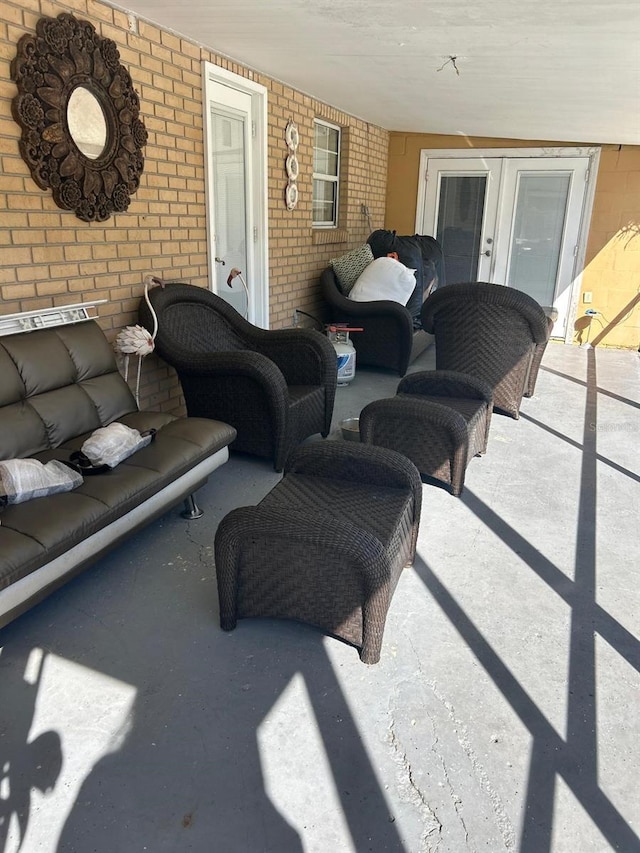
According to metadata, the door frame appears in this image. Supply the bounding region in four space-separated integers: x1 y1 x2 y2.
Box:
202 62 269 328
415 146 601 344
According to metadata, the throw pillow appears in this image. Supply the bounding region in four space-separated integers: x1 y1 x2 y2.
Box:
330 244 374 295
348 256 417 306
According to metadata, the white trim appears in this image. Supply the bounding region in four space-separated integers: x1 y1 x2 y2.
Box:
566 148 600 344
202 62 269 328
313 118 342 228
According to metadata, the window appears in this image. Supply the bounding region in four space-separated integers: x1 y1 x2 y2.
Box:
313 120 341 227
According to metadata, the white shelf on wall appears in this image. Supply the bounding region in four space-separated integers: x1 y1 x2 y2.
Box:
0 300 107 337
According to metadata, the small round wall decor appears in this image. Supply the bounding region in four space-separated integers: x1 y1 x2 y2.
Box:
285 120 299 150
285 153 299 181
284 119 299 210
285 182 298 211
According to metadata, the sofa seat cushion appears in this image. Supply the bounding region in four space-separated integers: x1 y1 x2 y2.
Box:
0 414 236 591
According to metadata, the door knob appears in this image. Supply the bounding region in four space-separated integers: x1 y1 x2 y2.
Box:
215 257 226 265
481 250 491 257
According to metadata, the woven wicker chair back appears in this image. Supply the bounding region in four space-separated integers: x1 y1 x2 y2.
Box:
421 282 549 417
144 284 251 353
161 301 247 352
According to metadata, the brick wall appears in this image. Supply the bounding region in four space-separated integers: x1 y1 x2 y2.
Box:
0 0 388 412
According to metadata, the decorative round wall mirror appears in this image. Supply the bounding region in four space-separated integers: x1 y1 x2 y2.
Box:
10 13 147 222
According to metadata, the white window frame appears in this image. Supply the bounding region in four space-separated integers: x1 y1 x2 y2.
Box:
312 119 341 228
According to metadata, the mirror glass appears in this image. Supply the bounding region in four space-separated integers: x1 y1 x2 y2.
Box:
67 86 108 160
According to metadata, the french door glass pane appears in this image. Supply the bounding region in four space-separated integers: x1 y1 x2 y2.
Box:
507 173 570 306
436 176 487 284
211 109 247 315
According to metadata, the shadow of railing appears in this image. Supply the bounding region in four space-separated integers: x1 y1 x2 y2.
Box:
519 411 640 485
590 293 640 348
411 347 639 851
540 365 640 411
0 550 408 853
0 648 62 853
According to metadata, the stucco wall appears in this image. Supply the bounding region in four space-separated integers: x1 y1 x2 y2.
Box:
0 0 388 412
386 133 640 350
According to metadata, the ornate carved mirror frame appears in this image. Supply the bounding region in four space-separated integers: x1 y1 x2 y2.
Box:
11 13 148 223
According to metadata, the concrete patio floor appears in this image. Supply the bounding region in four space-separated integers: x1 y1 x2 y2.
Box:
1 341 639 853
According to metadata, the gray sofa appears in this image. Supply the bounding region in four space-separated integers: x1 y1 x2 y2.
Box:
0 320 236 629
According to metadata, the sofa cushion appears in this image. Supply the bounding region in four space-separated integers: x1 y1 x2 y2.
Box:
330 243 374 295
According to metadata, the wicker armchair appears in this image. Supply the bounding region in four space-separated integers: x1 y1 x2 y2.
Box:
214 441 422 664
421 282 550 418
139 283 337 471
320 267 432 376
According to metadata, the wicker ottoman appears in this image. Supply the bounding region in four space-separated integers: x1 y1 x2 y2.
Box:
214 441 422 664
359 370 493 497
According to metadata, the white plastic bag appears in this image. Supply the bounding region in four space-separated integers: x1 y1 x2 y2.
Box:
0 459 83 505
79 422 154 469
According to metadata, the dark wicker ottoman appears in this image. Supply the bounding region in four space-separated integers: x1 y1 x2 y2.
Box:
214 442 422 664
359 370 493 497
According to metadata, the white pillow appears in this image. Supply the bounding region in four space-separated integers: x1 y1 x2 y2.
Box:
348 256 417 305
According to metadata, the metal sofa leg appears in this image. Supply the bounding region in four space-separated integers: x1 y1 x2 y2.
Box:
181 493 203 519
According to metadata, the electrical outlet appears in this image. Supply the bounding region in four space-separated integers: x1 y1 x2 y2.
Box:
583 291 592 303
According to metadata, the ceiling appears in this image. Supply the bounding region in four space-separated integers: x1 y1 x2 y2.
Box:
114 0 640 145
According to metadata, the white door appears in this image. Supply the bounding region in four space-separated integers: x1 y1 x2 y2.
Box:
203 64 268 327
417 150 596 338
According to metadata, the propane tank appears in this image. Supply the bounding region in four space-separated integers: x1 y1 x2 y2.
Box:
326 325 361 386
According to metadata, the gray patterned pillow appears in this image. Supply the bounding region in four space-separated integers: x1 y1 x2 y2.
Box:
330 244 374 295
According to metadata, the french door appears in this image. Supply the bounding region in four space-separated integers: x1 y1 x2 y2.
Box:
416 149 598 338
203 64 269 327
